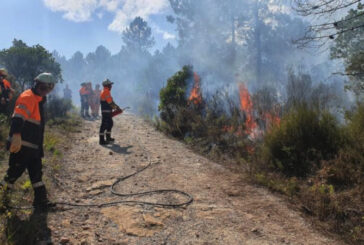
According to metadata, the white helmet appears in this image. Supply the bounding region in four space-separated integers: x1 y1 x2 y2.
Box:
34 73 55 84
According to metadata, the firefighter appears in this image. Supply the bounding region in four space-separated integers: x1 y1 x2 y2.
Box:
87 82 97 119
0 72 56 210
0 68 14 115
63 84 72 101
93 84 101 118
99 79 122 145
79 82 90 118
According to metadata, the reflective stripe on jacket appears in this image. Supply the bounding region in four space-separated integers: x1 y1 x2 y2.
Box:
9 89 45 151
100 87 113 114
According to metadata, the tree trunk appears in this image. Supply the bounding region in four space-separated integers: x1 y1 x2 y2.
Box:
254 1 262 86
231 16 236 69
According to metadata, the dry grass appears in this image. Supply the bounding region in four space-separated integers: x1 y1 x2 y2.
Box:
0 114 82 244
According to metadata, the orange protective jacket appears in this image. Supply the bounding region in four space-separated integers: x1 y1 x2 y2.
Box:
79 86 90 104
91 89 101 113
79 87 89 95
1 79 11 89
100 87 113 114
8 89 45 153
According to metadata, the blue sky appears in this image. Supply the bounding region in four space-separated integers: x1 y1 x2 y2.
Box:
0 0 177 58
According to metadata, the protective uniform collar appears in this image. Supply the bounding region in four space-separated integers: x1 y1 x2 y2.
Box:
31 88 45 102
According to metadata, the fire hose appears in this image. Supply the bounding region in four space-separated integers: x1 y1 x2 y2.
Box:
3 115 194 211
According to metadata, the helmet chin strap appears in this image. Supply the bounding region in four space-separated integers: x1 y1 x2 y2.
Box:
32 82 42 96
33 81 52 97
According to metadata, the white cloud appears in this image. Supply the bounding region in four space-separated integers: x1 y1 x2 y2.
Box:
108 9 129 32
163 32 176 40
99 0 122 12
43 0 170 32
152 24 176 40
43 0 98 22
107 0 169 33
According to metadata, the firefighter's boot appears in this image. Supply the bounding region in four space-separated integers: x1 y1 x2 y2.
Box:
99 134 107 145
33 185 53 212
106 132 115 142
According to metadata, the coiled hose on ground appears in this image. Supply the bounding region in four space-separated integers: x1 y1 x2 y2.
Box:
1 127 193 211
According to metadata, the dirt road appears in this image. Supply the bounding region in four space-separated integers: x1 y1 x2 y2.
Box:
46 113 344 245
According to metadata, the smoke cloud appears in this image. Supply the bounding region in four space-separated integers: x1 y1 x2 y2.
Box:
52 0 350 116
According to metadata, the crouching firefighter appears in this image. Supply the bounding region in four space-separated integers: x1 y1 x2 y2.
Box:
99 79 122 145
1 73 56 210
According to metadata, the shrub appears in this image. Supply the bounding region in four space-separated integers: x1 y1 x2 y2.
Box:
346 103 364 152
323 103 364 187
158 68 254 158
158 65 193 137
45 94 73 120
263 104 343 177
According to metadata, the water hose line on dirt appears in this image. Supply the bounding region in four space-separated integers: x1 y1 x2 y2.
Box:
3 112 194 211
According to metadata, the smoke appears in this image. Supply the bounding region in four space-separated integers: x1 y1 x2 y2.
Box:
52 0 350 116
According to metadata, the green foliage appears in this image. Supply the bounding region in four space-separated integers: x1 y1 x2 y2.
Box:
47 113 82 133
331 7 364 94
158 68 254 160
346 103 364 149
122 17 155 52
158 65 192 137
20 180 31 191
346 52 364 93
45 95 73 120
159 65 191 110
324 103 364 187
44 132 59 153
255 173 299 197
264 104 343 177
257 103 364 244
0 39 62 90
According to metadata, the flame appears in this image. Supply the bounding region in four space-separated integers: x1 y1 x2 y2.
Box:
221 82 281 155
238 83 257 134
189 72 202 105
264 112 281 131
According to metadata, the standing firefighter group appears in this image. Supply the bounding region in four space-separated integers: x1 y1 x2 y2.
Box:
79 82 102 119
0 68 122 211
